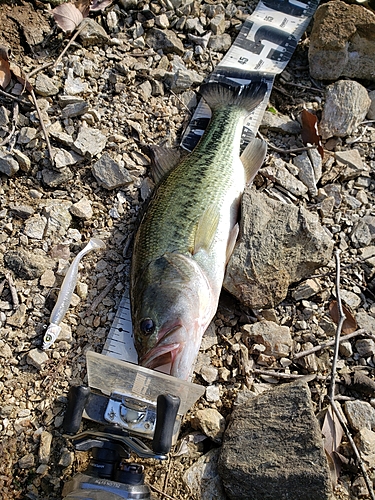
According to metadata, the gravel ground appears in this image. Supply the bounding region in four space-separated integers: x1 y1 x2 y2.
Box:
1 1 375 499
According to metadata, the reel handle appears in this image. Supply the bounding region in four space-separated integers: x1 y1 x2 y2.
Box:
152 393 180 455
63 385 91 435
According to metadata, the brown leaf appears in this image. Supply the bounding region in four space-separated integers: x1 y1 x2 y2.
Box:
52 3 84 32
74 0 90 16
0 46 11 89
322 405 344 486
9 63 33 93
329 300 358 334
90 0 114 10
300 108 324 159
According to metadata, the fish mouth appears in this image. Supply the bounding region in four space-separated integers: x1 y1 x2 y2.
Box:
139 323 186 372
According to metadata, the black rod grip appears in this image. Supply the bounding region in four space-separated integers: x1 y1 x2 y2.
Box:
63 385 91 435
152 393 180 455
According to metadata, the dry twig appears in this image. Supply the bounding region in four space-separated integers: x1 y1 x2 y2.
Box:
29 88 54 161
327 249 375 500
149 483 179 500
85 278 116 317
5 272 19 310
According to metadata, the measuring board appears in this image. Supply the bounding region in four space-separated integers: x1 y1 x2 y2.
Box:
103 0 320 362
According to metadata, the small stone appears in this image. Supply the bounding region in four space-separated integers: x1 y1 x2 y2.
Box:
18 127 37 144
53 149 83 169
210 14 226 35
339 341 353 358
44 202 72 238
27 348 49 370
208 34 232 52
0 149 19 176
12 149 31 172
155 14 169 29
61 101 89 119
293 151 318 197
40 269 56 287
70 198 93 219
191 408 225 442
145 28 184 55
200 365 218 384
4 248 49 279
79 18 110 46
344 400 375 431
64 68 89 95
42 168 74 188
35 73 59 96
292 279 321 301
242 321 292 358
200 322 218 351
368 90 375 120
355 339 375 358
18 453 35 469
36 464 49 475
261 111 301 135
24 214 47 240
6 303 27 328
92 153 133 190
206 385 220 402
59 323 73 343
183 449 226 500
59 450 74 467
38 431 53 464
73 127 107 158
261 158 308 197
354 428 375 467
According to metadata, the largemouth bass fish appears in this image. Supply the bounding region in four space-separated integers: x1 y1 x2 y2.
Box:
130 80 267 380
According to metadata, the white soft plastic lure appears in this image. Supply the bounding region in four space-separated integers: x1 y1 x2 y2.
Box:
43 238 106 349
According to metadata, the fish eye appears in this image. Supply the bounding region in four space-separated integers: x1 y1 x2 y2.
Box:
140 318 155 336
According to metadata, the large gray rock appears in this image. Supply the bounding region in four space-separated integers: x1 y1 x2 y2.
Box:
309 0 375 81
319 80 371 140
224 190 333 309
219 381 332 500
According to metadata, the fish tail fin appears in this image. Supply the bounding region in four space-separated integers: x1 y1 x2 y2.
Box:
199 80 267 114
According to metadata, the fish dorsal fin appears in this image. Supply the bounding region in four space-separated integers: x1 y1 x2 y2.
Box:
193 206 219 255
240 138 267 184
148 145 182 184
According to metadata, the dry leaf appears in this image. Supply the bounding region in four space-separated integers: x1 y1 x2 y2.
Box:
52 3 84 32
0 46 11 89
75 0 91 16
300 108 324 159
322 405 344 487
90 0 114 10
329 300 358 334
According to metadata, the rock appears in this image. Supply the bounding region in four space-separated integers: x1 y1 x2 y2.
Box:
339 341 353 358
183 449 227 500
260 111 301 135
18 127 37 144
79 18 110 46
368 90 375 120
6 304 27 328
191 408 225 443
309 1 375 81
42 168 74 187
356 311 375 332
145 28 184 55
0 149 19 176
208 33 231 52
210 14 226 35
18 453 35 469
319 81 371 140
224 190 334 309
43 202 72 238
355 338 375 357
59 450 74 467
9 203 35 219
40 269 56 288
27 349 49 370
23 214 47 240
53 148 83 169
164 56 203 92
200 322 218 351
38 431 53 464
70 198 93 219
92 153 133 190
35 73 59 96
351 216 375 247
64 68 89 95
73 127 107 158
12 149 31 172
219 381 332 500
354 428 375 467
292 279 321 300
344 400 375 431
205 385 220 403
200 365 218 384
242 321 292 358
293 151 318 196
261 158 308 197
4 248 49 279
61 101 89 119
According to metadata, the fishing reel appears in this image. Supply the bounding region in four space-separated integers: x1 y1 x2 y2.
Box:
61 352 205 499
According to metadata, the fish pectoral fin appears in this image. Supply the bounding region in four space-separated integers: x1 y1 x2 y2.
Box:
226 223 239 264
193 206 219 255
148 145 182 184
240 138 267 185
